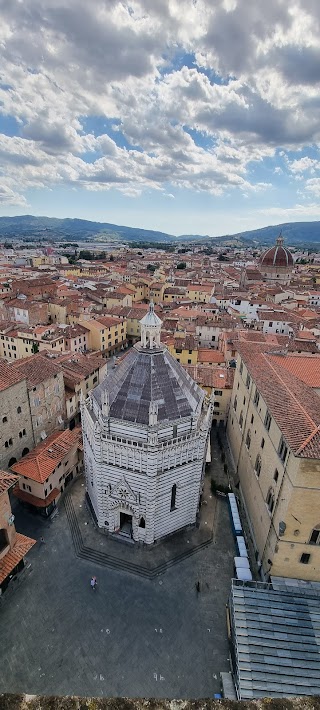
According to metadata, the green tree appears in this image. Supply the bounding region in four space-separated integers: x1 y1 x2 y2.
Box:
31 342 39 354
176 261 186 269
79 250 94 260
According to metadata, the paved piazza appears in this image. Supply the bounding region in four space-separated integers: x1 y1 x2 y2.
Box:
1 473 235 699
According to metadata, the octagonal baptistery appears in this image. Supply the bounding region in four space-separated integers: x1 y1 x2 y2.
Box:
260 234 294 285
81 303 213 544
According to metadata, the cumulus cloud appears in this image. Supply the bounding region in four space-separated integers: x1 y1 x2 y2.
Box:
0 0 320 205
259 203 320 219
305 179 320 197
0 185 27 206
288 157 320 173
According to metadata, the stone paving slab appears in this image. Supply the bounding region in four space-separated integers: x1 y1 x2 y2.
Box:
1 430 236 699
67 471 217 577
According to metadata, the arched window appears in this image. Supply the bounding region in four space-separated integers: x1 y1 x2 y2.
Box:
266 487 275 514
22 447 29 457
255 454 261 477
17 406 22 414
170 484 177 511
309 525 320 545
239 411 244 429
233 396 238 412
245 429 251 450
139 517 146 529
8 457 17 467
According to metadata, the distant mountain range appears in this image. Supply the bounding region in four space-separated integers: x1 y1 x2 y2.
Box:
0 215 319 247
0 215 174 243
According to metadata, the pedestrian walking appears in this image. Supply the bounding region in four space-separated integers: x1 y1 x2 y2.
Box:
90 576 97 590
195 580 201 593
40 536 45 544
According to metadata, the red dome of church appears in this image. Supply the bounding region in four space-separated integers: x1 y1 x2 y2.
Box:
260 235 294 268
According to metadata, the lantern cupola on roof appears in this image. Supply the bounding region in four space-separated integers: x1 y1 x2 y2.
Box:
139 301 162 349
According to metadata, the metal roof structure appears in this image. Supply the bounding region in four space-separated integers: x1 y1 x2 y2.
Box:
229 579 320 699
92 344 204 425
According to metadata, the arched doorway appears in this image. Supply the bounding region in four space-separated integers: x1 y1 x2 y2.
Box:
22 448 29 457
8 457 17 467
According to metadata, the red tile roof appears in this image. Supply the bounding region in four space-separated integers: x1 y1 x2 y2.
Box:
198 349 226 364
0 533 36 584
0 471 19 496
0 361 26 392
237 343 320 459
11 353 62 388
268 354 320 389
183 365 234 389
11 426 82 482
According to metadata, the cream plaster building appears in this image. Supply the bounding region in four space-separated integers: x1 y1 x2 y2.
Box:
81 303 213 544
227 344 320 582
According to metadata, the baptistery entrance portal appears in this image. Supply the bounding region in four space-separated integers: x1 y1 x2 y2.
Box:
119 511 133 537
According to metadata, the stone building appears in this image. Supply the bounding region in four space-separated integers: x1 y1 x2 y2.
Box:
227 344 320 582
81 303 213 544
45 351 107 429
0 361 34 469
11 354 66 444
0 471 35 595
12 426 83 516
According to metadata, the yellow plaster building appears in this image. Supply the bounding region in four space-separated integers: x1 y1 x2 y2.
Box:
79 316 127 356
227 345 320 582
167 334 198 366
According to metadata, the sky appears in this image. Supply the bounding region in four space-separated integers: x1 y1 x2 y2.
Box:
1 0 320 237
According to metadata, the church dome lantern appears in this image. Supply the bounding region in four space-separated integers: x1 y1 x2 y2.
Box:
139 301 162 349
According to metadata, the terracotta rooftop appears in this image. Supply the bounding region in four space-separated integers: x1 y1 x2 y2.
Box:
0 471 19 496
88 316 121 329
268 354 320 389
11 426 82 483
198 349 226 364
50 352 105 388
237 343 320 459
184 364 234 389
0 533 36 584
289 338 318 354
0 360 26 392
11 353 62 388
258 310 296 322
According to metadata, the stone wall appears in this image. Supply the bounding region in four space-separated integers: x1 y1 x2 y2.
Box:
0 380 34 470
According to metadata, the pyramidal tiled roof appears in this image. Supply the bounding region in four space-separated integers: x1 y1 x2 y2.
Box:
92 344 204 425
